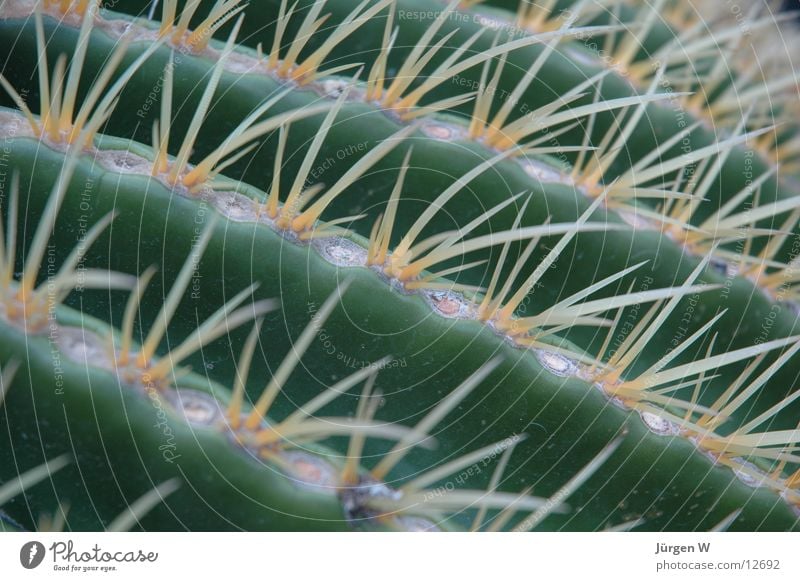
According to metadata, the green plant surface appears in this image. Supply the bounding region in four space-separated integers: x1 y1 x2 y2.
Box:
102 0 800 178
0 4 797 407
0 0 798 532
104 0 797 195
0 119 798 530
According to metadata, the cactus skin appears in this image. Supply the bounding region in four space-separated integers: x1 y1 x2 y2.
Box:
1 6 797 404
0 303 390 531
105 0 798 210
1 123 798 531
0 0 799 531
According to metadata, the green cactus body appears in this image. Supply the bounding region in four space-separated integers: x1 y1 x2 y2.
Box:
0 0 798 531
1 4 797 391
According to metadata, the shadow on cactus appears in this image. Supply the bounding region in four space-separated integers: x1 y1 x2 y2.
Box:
0 0 798 531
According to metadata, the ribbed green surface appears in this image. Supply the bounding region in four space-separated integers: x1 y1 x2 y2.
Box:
0 0 798 531
0 133 796 530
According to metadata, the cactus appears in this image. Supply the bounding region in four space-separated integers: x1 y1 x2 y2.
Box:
0 0 798 531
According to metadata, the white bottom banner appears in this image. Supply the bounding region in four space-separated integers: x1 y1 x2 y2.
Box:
0 532 797 580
